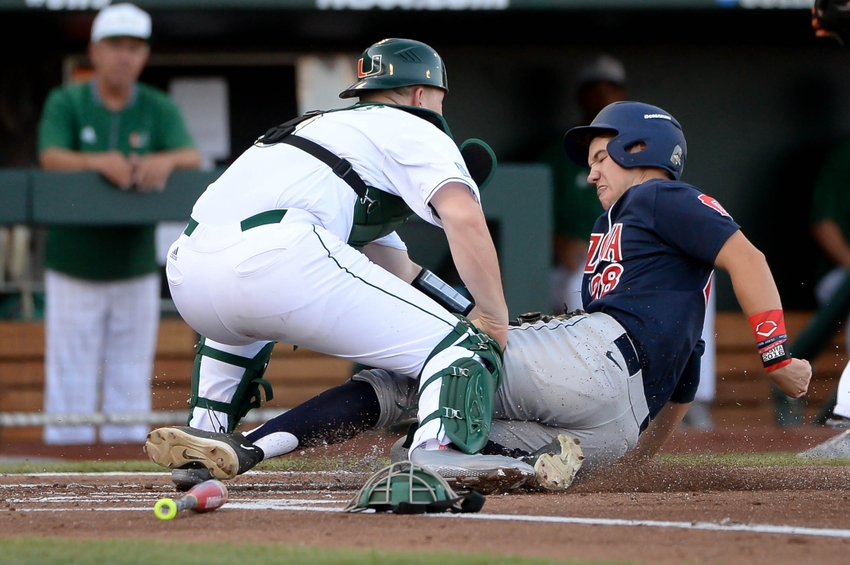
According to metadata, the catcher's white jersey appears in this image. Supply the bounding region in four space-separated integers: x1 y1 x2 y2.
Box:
190 104 478 240
166 104 483 441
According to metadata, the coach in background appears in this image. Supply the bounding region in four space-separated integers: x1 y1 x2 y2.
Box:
37 3 202 445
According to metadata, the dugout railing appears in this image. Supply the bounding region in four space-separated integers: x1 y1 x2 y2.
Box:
0 166 551 440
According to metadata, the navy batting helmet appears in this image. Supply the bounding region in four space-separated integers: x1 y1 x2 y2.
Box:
564 101 687 181
339 38 448 99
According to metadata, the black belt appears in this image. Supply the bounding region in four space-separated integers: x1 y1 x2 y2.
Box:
614 333 641 376
183 209 288 236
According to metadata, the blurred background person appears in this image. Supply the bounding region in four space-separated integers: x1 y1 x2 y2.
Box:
37 3 202 445
542 54 627 314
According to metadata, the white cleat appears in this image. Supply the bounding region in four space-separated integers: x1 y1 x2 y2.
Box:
409 445 535 494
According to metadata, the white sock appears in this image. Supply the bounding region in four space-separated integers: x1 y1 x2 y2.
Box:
252 431 299 459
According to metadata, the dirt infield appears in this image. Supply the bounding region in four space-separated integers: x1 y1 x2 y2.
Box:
2 426 850 565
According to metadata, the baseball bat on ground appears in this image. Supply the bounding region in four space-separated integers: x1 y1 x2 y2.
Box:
154 479 228 520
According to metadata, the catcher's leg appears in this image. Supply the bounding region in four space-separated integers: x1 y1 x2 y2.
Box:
407 319 536 493
161 338 273 490
244 377 381 456
187 337 275 433
411 318 504 454
167 377 384 491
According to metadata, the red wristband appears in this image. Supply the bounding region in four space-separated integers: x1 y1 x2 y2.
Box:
748 309 792 372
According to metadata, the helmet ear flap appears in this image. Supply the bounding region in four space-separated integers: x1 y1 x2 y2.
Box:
621 140 647 154
564 101 687 180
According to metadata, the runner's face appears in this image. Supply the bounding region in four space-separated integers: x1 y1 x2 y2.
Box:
587 135 634 210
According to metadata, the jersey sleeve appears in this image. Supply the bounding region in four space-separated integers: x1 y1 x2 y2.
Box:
37 87 77 152
382 122 479 228
669 341 704 404
652 183 741 266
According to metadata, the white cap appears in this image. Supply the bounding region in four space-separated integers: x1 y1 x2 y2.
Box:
576 54 627 88
91 3 152 43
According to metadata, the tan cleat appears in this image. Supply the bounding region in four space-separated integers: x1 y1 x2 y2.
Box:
144 426 263 480
532 434 584 491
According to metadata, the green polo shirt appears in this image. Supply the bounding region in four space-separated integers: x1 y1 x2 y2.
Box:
37 80 196 280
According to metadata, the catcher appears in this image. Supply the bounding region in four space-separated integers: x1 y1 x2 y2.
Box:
146 101 812 493
144 37 538 492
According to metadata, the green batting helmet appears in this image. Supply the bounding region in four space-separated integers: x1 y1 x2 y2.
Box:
339 38 448 99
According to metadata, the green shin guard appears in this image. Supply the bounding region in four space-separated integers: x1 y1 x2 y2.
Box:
188 338 275 432
418 317 504 454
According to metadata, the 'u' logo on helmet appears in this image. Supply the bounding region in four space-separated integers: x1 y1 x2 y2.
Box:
358 55 382 78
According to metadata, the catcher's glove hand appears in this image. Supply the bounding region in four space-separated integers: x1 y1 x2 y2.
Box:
813 0 850 45
509 309 585 327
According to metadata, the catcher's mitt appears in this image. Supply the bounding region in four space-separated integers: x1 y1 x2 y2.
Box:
813 0 850 45
460 138 497 190
509 309 586 327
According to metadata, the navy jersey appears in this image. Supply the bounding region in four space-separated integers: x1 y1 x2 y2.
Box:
582 179 740 419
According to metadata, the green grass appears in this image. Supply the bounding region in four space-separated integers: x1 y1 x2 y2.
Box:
0 538 637 565
0 459 164 474
0 455 390 474
1 452 847 475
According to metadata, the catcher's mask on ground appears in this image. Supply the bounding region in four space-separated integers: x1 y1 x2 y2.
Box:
339 38 448 99
344 460 485 514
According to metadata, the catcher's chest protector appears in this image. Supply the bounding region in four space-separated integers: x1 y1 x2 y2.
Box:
256 103 460 249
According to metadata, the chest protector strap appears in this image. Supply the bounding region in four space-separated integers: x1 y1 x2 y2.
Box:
259 113 371 202
257 109 414 248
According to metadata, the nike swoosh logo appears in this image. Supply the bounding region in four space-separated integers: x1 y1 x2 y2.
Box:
605 350 622 371
240 444 257 451
181 449 204 461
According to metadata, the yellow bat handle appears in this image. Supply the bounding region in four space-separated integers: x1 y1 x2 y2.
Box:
154 494 197 520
